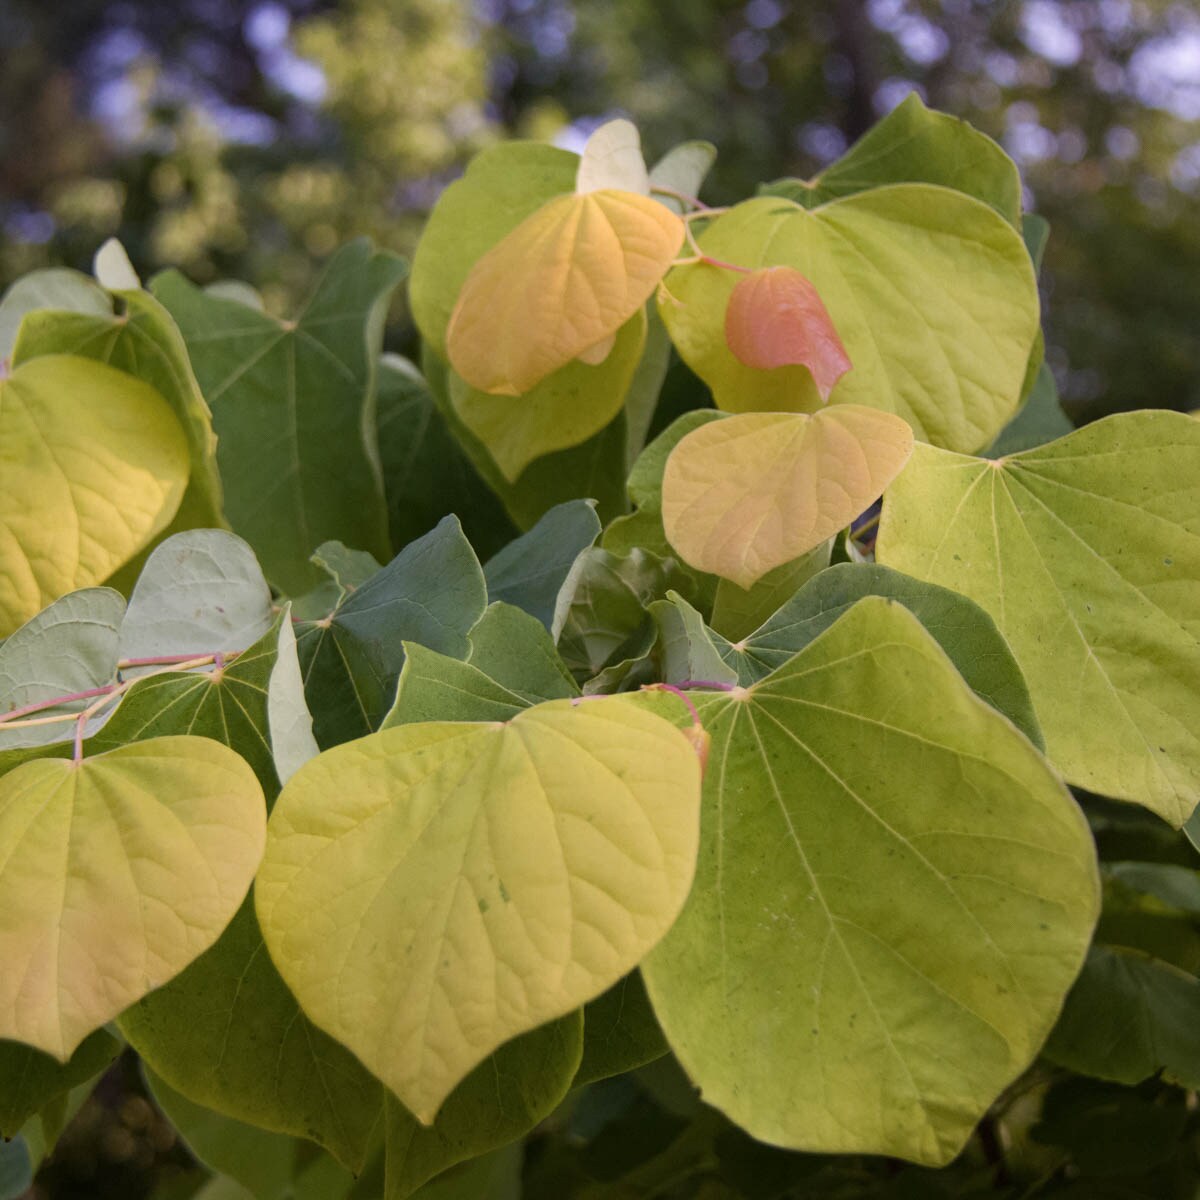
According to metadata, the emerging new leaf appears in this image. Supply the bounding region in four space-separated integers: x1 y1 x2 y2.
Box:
0 737 265 1060
0 355 189 635
662 407 914 588
256 698 701 1124
724 266 852 399
446 191 684 396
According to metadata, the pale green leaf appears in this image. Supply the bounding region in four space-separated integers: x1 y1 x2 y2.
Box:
0 268 109 359
877 411 1200 824
639 597 1099 1164
154 240 405 593
0 588 124 750
0 355 189 634
93 238 141 290
267 613 319 787
576 118 650 195
0 736 265 1059
649 141 717 213
118 530 273 661
257 699 701 1123
659 188 1039 452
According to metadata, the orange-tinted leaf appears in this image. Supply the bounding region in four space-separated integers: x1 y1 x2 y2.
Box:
662 407 914 588
724 267 852 400
446 191 683 396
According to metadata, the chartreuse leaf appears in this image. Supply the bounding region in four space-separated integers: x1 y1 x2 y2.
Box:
0 737 264 1060
446 190 682 396
410 142 579 360
448 308 648 480
483 500 601 630
376 354 515 560
638 597 1099 1165
659 188 1038 452
295 515 487 747
384 1014 582 1200
0 588 124 750
0 1031 121 1138
467 602 578 704
662 407 913 588
14 284 225 543
699 562 1042 746
1045 945 1200 1089
0 268 109 358
763 92 1022 225
877 411 1200 824
257 699 702 1124
118 530 273 661
0 355 188 635
154 239 405 594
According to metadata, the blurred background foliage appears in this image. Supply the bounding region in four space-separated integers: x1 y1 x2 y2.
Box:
0 0 1197 416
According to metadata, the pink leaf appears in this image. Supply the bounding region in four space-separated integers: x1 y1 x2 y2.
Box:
724 266 852 400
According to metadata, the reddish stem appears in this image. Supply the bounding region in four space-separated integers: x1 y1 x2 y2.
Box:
0 684 117 725
73 713 87 764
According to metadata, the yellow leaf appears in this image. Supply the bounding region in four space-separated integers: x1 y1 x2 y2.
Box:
446 191 683 395
257 698 701 1124
0 355 189 635
662 407 914 588
0 737 265 1060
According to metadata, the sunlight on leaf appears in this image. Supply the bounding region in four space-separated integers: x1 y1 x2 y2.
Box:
662 406 913 588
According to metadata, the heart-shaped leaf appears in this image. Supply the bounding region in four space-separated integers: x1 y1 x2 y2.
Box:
0 736 265 1059
446 191 683 395
724 266 852 397
658 188 1038 452
0 355 189 635
638 597 1099 1164
877 410 1200 825
256 698 701 1123
576 119 650 195
661 406 914 588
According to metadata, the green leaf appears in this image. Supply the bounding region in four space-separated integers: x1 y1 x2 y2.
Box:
761 93 1022 226
448 309 648 481
257 698 701 1123
708 543 832 643
649 141 717 213
0 587 124 750
705 562 1043 746
375 354 515 560
659 188 1039 452
0 268 109 358
410 141 579 360
0 1030 120 1138
0 354 189 635
0 736 265 1059
384 1014 582 1200
267 614 319 787
650 592 737 690
122 895 383 1173
420 344 633 531
384 643 531 725
465 602 579 703
154 239 406 593
146 1068 323 1200
118 530 273 660
0 1138 31 1200
984 362 1073 458
14 285 226 547
1045 945 1200 1089
295 515 487 747
575 972 668 1088
639 597 1099 1165
310 541 384 598
555 547 686 679
483 500 601 630
877 411 1200 824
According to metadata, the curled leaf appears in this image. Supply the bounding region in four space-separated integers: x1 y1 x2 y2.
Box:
724 266 852 399
446 191 683 396
662 406 914 589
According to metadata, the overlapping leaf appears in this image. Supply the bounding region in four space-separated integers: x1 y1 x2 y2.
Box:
638 598 1099 1164
0 355 188 634
877 410 1200 824
659 188 1038 451
661 407 913 588
257 699 701 1123
0 736 265 1059
154 240 405 593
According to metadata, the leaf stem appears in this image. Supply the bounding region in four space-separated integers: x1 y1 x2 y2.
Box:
676 680 738 691
0 684 119 725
